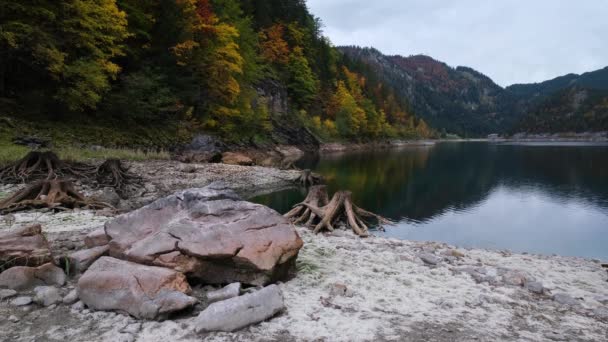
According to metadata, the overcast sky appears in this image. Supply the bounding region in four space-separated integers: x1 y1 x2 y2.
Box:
307 0 608 87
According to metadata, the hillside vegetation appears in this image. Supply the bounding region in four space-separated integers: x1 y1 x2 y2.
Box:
0 0 433 148
341 47 608 136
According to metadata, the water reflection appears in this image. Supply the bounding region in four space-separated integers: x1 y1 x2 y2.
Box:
252 142 608 259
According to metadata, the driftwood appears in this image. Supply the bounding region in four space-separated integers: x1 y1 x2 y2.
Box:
0 179 110 214
285 186 392 237
297 169 323 187
0 151 93 184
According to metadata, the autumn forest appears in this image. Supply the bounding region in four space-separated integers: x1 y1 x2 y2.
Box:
0 0 432 143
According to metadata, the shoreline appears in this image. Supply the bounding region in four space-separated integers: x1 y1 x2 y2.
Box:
1 160 607 341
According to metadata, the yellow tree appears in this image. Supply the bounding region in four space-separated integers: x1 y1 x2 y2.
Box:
172 0 243 123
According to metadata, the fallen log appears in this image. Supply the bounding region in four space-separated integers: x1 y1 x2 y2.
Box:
285 186 392 237
0 179 110 214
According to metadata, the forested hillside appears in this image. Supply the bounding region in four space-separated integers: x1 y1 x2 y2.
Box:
0 0 432 147
341 47 608 136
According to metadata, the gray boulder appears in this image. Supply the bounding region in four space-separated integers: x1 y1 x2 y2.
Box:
68 245 109 273
195 284 285 332
105 184 303 286
206 283 241 304
33 286 62 306
77 257 197 320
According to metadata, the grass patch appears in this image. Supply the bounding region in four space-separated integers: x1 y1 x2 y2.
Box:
0 143 170 164
0 114 176 163
0 142 30 164
56 146 170 162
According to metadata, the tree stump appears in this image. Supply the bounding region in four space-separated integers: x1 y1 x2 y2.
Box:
95 159 141 196
0 151 94 184
297 169 323 187
285 187 393 237
0 179 110 214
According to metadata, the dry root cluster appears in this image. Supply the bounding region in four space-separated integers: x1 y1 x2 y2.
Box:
285 185 392 237
0 151 142 213
0 151 93 183
0 180 109 214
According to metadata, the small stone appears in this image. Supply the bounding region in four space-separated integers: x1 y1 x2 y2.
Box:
33 286 62 306
593 308 608 319
96 187 121 207
207 283 241 303
545 332 567 341
501 270 527 287
0 289 18 299
592 295 607 305
525 281 545 294
11 296 33 306
553 293 578 306
71 301 85 311
419 253 441 265
8 315 19 323
329 283 353 297
84 228 110 248
63 289 79 305
35 263 66 286
47 304 57 310
68 245 109 273
120 323 142 334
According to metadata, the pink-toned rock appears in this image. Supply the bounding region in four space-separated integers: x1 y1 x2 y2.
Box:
78 257 197 320
105 183 303 286
221 152 254 166
68 245 109 273
0 225 52 268
84 228 110 248
0 263 65 290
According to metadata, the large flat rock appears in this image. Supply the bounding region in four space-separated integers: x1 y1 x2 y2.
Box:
0 224 52 268
104 183 303 286
78 257 197 320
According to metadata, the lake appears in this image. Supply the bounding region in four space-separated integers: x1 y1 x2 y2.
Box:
252 142 608 261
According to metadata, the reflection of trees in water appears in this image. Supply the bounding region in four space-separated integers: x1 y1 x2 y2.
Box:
254 143 608 224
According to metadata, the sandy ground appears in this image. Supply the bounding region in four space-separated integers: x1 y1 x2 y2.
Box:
0 221 606 342
1 161 607 341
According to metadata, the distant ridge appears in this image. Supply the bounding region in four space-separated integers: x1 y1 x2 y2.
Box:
340 46 608 135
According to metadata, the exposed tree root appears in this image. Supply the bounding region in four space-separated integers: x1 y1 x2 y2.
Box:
284 185 329 226
0 180 110 214
285 186 393 237
0 151 94 184
297 169 323 187
95 159 141 196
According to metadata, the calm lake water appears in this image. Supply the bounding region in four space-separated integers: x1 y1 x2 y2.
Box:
252 142 608 260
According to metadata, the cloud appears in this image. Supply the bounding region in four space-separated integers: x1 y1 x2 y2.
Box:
307 0 608 86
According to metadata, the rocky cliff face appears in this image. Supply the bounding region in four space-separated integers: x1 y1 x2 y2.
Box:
340 46 608 135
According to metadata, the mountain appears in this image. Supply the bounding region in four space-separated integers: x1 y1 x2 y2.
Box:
340 46 608 136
